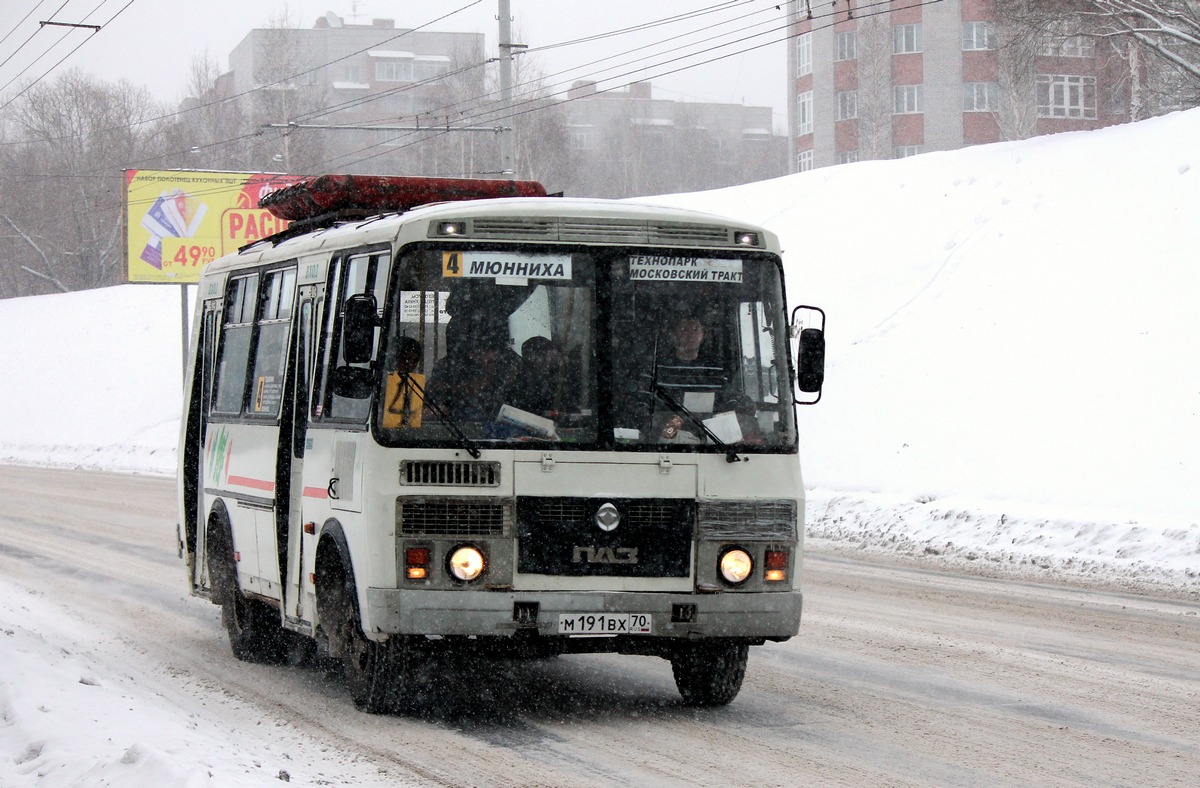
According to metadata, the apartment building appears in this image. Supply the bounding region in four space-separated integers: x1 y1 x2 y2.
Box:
563 80 787 198
222 12 486 174
227 12 483 120
789 0 1133 171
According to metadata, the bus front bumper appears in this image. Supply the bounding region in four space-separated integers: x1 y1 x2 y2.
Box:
364 587 802 641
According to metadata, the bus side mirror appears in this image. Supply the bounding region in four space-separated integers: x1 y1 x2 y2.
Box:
796 328 825 393
342 293 378 365
790 304 825 402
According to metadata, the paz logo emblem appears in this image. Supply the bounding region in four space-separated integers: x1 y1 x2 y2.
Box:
595 502 621 532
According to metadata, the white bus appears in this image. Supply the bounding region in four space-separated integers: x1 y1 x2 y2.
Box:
177 175 825 711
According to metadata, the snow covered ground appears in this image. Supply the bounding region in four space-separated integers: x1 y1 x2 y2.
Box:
3 108 1197 595
2 107 1199 788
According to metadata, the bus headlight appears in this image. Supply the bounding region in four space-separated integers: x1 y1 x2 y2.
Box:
448 545 486 582
718 548 753 585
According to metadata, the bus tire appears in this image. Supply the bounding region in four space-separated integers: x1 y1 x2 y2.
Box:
207 518 288 664
670 641 749 707
318 560 408 714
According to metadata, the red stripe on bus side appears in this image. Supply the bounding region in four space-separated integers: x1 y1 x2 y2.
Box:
227 475 275 492
303 486 329 499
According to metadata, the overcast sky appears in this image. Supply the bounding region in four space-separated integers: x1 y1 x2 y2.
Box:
3 1 790 126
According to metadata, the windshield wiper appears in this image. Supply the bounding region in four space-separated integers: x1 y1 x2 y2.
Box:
652 384 742 463
400 373 481 459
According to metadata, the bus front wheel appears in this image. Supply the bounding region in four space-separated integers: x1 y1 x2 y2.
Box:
670 641 749 706
318 563 409 714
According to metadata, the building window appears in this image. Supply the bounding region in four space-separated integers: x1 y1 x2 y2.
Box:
836 30 857 61
413 59 451 81
893 24 922 54
962 21 996 51
893 84 924 114
963 82 999 112
345 65 363 83
797 32 812 77
838 150 859 165
895 145 924 158
568 125 594 150
797 150 814 172
1041 33 1096 58
797 90 814 135
376 60 413 82
837 90 858 120
1037 74 1097 118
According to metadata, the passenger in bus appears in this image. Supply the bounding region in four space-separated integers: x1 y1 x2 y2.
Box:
424 319 520 422
394 336 422 375
513 335 563 415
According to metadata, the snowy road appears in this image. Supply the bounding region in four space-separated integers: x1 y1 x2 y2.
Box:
2 466 1198 786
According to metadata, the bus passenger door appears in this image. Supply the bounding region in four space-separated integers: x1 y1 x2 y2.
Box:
186 301 220 592
283 291 316 624
206 267 297 601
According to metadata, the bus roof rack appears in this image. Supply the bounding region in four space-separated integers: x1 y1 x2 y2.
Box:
259 174 549 222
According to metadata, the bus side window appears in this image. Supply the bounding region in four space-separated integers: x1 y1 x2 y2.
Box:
212 274 259 415
248 268 297 416
313 251 386 423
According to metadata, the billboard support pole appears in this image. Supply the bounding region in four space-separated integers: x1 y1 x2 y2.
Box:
180 284 189 381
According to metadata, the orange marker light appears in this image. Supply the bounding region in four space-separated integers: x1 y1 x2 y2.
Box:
765 550 788 582
405 547 430 581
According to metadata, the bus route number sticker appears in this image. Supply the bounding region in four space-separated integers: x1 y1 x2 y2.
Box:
443 251 572 280
558 613 652 635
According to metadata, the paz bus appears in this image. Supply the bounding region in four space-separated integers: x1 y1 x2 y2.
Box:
177 174 825 711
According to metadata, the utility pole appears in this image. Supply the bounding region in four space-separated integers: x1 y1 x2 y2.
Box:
497 0 515 179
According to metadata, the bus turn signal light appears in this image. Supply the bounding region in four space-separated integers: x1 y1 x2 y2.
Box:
406 547 430 580
765 550 788 582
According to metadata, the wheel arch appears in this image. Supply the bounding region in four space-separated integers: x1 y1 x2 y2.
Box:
314 518 356 627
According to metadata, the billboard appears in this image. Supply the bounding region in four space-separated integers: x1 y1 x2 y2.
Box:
124 169 307 284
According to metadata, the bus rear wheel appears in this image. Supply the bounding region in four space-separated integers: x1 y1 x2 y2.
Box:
670 641 749 707
207 520 288 664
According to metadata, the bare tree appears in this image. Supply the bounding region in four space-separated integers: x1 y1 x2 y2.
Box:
992 4 1047 139
506 54 571 189
243 11 330 173
1082 0 1200 83
0 70 171 297
856 13 894 160
1000 0 1200 116
168 51 254 171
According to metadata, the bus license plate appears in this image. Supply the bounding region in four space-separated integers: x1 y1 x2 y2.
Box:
558 613 652 635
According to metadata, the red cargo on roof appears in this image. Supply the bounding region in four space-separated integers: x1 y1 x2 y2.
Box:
259 174 548 221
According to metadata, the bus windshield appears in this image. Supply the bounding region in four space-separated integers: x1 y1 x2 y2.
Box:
375 245 796 452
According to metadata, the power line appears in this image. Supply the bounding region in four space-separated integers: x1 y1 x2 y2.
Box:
0 0 486 150
0 1 70 73
324 0 944 173
8 0 947 210
0 0 137 113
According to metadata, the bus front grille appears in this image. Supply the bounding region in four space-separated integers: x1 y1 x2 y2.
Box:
697 500 797 541
397 498 509 537
516 497 693 577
